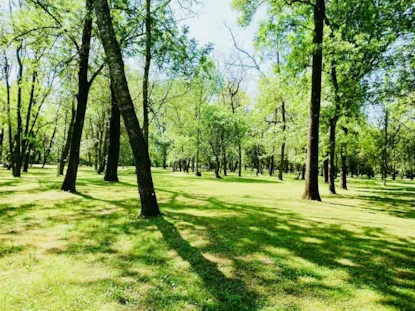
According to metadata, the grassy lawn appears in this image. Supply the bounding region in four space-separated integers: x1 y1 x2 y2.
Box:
0 166 414 311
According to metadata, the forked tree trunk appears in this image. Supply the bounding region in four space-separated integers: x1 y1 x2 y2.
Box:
104 86 120 182
94 0 160 216
302 0 325 201
61 0 94 192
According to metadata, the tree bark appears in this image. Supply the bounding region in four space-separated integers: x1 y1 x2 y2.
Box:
61 0 94 192
23 147 31 173
4 54 13 172
59 96 76 175
104 85 120 182
94 0 160 216
328 117 337 194
279 101 286 181
323 158 329 183
13 44 24 177
215 156 221 179
238 143 242 177
222 148 227 176
98 121 109 174
339 145 347 190
142 0 151 146
302 0 325 201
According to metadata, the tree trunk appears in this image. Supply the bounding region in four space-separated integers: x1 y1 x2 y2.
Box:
238 143 242 177
278 143 285 181
279 101 286 181
94 0 160 216
142 0 152 147
323 159 328 183
59 97 76 175
328 117 337 194
98 124 109 174
13 45 24 177
61 0 93 192
302 0 325 200
301 164 306 180
4 54 14 173
269 154 274 177
104 86 120 182
23 147 31 173
215 156 221 179
339 145 347 190
223 148 227 176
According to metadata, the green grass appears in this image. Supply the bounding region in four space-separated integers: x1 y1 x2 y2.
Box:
0 166 414 311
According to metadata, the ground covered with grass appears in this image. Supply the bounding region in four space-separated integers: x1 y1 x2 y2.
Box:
0 166 414 311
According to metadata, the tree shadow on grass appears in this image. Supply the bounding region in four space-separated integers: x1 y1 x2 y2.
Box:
152 216 259 310
156 188 415 310
70 191 260 310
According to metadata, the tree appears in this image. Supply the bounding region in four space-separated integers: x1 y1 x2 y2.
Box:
104 85 120 182
94 0 160 216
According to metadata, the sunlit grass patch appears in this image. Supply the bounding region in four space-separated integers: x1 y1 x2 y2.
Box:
0 166 414 310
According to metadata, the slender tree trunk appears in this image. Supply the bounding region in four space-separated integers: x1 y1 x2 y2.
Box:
0 128 3 164
104 86 120 182
278 143 285 181
328 117 337 194
323 158 329 183
62 0 93 192
238 142 242 177
42 124 57 168
59 97 76 175
279 101 286 181
13 45 24 177
382 108 389 186
142 0 151 146
21 70 37 163
223 148 227 176
339 145 347 190
215 156 221 179
4 55 14 173
94 0 160 216
269 153 274 177
23 147 31 173
302 0 325 200
98 122 109 174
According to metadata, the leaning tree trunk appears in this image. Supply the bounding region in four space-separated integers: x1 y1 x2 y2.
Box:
94 0 160 216
142 0 151 146
61 0 93 192
104 86 120 182
98 122 109 174
302 0 325 201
